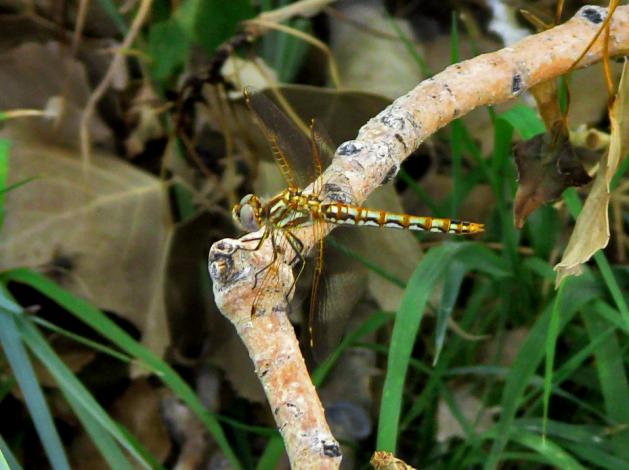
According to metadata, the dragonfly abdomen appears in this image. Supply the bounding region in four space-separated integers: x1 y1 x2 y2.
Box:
321 203 484 234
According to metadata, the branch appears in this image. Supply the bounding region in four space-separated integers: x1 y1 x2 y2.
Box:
208 6 629 468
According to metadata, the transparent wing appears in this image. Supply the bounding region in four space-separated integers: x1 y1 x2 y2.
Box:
309 227 368 363
245 88 317 189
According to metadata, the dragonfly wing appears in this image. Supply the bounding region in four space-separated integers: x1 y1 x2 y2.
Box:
309 227 368 363
245 89 317 189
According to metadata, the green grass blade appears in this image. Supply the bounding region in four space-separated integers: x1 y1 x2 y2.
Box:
3 269 242 470
401 279 493 429
543 278 569 440
591 300 629 334
386 12 431 77
377 243 471 452
256 435 285 470
550 324 615 389
0 177 38 196
0 451 8 470
434 245 509 364
31 316 134 364
498 105 546 140
484 275 601 470
449 12 463 214
0 139 10 232
523 257 556 280
13 315 151 468
563 441 629 470
450 118 464 215
326 238 405 287
434 260 466 364
397 169 439 214
582 308 629 459
593 251 629 329
0 434 19 470
509 429 586 470
63 397 134 470
0 289 70 470
312 311 393 386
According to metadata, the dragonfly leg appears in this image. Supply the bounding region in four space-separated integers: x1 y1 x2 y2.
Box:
284 230 307 298
238 227 270 252
252 230 280 290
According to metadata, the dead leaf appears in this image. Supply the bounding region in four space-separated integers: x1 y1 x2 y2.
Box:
0 138 172 358
161 391 211 470
513 124 594 228
530 77 563 133
555 59 629 285
70 379 171 469
436 383 496 442
0 42 111 147
32 336 97 388
209 332 266 403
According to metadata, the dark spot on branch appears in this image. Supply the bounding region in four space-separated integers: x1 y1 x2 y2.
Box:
394 133 407 152
322 441 341 457
512 74 522 95
382 164 400 184
324 183 353 204
381 114 405 130
581 7 604 24
337 141 362 157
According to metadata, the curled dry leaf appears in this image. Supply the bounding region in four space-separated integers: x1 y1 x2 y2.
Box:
370 451 417 470
555 60 629 285
124 83 165 158
513 125 594 228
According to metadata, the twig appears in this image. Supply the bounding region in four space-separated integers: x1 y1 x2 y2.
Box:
79 0 153 166
209 6 629 469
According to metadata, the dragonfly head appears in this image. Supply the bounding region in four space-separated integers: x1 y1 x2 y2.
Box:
233 194 263 232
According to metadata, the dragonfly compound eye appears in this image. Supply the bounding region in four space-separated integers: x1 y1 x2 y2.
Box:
235 194 261 232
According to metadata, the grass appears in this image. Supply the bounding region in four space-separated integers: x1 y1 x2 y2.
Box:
1 2 628 469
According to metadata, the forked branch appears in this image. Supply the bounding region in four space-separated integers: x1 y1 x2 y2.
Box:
209 6 629 469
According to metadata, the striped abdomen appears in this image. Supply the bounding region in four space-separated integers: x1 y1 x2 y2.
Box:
321 203 484 234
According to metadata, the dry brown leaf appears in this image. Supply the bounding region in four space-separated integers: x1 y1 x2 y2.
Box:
70 379 171 469
0 139 171 357
32 337 97 388
209 332 266 403
161 390 212 469
0 42 111 147
555 59 629 285
513 127 594 228
436 383 497 443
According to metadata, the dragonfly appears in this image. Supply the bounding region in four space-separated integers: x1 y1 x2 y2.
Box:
232 89 484 360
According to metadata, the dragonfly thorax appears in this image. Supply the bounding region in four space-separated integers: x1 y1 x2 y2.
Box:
233 194 263 231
